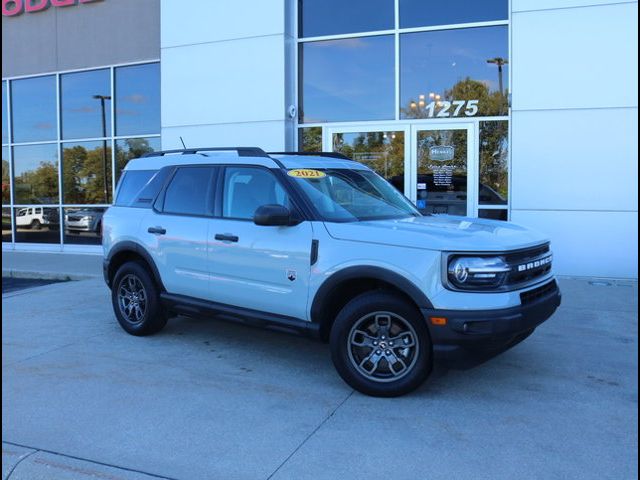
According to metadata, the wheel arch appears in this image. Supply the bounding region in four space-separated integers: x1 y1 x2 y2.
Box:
106 241 165 292
310 266 433 341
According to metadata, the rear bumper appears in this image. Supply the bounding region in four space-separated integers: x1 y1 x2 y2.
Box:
421 280 561 365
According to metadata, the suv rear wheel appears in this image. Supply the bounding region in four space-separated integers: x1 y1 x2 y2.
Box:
330 291 433 397
112 261 168 336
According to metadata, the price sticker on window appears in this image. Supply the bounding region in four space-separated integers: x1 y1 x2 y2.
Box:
287 169 326 179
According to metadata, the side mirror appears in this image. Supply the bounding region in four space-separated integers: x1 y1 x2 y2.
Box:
254 204 300 226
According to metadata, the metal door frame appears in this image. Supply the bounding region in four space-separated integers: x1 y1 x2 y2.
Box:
410 122 477 216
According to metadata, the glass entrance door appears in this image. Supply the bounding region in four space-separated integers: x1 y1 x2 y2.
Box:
411 124 475 216
325 125 410 195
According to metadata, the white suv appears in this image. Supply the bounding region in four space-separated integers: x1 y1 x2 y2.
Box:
102 147 561 397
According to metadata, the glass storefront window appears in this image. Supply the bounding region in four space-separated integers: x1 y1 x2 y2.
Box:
332 131 405 193
300 36 395 123
3 63 160 246
115 63 160 136
11 75 57 143
400 26 509 119
14 206 60 243
299 0 394 38
115 137 161 183
13 143 59 205
62 141 112 205
2 207 11 242
298 127 322 152
399 0 508 29
2 81 7 144
61 69 111 140
479 121 508 205
63 206 106 245
2 146 9 205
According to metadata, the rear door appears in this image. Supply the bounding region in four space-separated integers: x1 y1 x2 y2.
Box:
207 166 313 320
142 166 217 300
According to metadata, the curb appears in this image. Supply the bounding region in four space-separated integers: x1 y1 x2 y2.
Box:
2 269 99 282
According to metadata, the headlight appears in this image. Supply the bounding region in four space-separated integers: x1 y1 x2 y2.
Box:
447 256 510 290
82 215 92 221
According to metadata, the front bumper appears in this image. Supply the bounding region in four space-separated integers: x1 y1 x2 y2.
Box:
421 280 561 365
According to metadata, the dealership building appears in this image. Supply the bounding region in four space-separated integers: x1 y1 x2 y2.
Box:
1 0 638 278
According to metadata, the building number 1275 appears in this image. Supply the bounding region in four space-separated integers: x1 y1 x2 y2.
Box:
425 99 479 117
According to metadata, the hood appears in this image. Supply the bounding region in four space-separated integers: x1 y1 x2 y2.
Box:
323 215 549 252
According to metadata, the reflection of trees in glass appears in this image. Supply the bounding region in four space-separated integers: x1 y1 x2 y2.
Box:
479 120 508 203
2 157 9 204
63 145 112 204
116 138 155 181
14 161 58 204
402 77 508 119
333 132 404 181
299 127 322 152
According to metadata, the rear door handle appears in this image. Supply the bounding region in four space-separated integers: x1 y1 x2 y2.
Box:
215 233 239 242
148 226 166 235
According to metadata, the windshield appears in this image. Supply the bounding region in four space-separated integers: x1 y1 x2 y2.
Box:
289 168 421 222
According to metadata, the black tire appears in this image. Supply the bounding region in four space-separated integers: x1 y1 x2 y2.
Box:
330 291 433 397
31 219 42 230
111 261 168 336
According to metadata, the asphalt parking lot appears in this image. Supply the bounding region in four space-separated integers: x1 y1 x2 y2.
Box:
2 277 638 480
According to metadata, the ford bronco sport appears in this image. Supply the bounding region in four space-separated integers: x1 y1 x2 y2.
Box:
102 147 561 397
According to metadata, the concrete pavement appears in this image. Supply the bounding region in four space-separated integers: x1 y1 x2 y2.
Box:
2 271 638 479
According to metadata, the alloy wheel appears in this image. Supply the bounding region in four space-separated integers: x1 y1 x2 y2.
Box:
117 274 148 325
347 311 419 383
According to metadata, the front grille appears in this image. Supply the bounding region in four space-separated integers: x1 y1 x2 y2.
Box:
67 216 82 222
520 280 558 304
504 244 552 287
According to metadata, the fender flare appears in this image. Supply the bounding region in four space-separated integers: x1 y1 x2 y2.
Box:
105 241 165 291
310 266 434 324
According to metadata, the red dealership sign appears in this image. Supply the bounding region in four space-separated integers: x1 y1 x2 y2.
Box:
2 0 102 17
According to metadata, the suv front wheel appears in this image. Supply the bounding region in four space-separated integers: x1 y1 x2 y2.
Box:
112 261 168 336
330 291 433 397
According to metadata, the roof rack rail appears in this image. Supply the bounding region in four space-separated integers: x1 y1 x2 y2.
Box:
268 151 354 161
143 147 270 158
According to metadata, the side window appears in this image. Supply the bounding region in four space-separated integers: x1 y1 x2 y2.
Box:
115 168 172 208
222 167 290 220
115 170 155 206
163 167 215 216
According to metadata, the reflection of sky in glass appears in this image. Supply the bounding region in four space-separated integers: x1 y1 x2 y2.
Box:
13 143 58 178
11 76 57 143
401 27 508 106
400 0 507 28
2 82 7 144
115 63 160 136
300 0 394 37
61 69 111 140
301 36 395 123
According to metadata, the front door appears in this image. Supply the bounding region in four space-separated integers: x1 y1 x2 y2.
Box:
411 124 475 216
207 166 313 320
325 125 410 196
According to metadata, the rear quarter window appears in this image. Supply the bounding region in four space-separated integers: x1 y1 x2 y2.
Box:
115 169 171 207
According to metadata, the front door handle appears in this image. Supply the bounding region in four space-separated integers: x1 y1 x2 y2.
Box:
215 233 239 242
148 226 166 235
